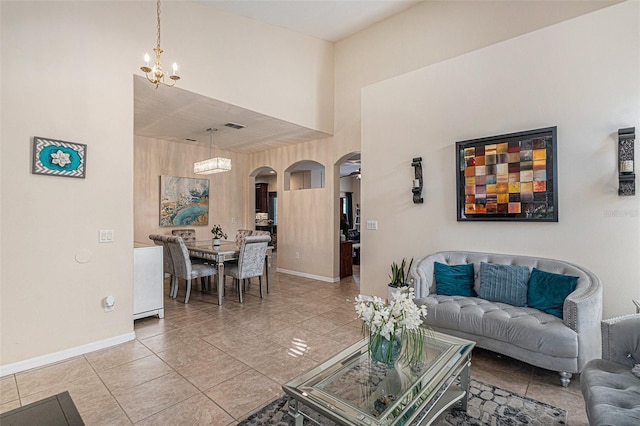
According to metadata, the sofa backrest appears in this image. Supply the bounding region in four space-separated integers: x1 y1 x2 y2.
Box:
410 251 596 300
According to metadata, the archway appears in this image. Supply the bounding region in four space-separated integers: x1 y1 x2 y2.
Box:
284 160 325 190
335 152 361 280
251 166 278 248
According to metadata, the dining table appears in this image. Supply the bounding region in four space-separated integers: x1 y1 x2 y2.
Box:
186 240 272 305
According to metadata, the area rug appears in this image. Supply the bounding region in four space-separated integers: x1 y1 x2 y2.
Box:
238 379 566 425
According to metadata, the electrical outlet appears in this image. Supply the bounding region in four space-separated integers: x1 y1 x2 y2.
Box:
295 251 300 259
231 217 236 223
104 296 115 312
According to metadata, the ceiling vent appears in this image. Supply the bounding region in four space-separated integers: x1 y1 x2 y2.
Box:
224 122 246 130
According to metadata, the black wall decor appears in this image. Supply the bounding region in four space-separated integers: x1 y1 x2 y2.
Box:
411 157 423 204
456 127 558 222
618 127 635 196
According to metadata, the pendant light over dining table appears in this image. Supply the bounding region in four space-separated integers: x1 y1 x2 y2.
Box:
194 128 232 175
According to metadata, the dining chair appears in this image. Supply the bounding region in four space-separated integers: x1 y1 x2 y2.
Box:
165 235 217 303
234 229 253 245
171 228 197 244
223 235 270 303
148 234 174 285
252 230 270 237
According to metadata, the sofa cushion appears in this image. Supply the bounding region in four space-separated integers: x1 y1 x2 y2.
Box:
528 268 578 318
581 359 640 426
478 262 530 307
420 295 578 358
434 262 476 297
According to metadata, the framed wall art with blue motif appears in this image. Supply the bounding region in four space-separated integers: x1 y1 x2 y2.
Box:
32 136 87 179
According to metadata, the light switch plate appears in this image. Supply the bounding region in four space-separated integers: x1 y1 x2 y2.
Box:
366 220 378 230
99 230 114 243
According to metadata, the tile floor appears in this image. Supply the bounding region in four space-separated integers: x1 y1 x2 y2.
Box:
0 263 588 425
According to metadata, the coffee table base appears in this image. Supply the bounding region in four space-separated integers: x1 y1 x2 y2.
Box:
288 360 471 426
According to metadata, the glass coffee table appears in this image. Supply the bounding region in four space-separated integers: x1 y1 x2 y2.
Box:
282 331 474 426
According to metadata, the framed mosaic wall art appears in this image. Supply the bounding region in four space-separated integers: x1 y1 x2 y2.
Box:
160 176 209 227
32 136 87 178
456 127 558 222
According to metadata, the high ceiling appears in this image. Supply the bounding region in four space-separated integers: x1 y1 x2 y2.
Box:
135 1 420 165
195 0 421 42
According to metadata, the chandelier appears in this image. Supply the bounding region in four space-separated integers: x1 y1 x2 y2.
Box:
140 0 180 89
194 128 232 175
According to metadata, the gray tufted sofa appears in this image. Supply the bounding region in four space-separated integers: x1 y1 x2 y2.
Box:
581 314 640 425
411 251 602 386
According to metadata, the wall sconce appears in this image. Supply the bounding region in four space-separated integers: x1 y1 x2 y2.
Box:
618 127 635 196
411 157 424 204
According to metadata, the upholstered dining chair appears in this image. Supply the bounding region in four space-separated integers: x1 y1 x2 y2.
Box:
252 230 270 237
148 234 174 283
172 228 211 267
165 235 217 303
234 229 253 245
171 228 196 244
224 235 270 303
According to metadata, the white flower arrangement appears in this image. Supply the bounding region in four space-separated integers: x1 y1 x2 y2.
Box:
354 288 429 365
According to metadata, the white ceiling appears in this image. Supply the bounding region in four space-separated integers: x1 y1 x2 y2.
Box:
134 76 331 153
136 1 419 166
195 0 422 42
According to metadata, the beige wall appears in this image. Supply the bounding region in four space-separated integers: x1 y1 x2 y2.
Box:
361 1 639 319
264 0 619 286
334 0 619 146
1 0 333 371
1 0 629 372
249 138 337 279
134 136 248 241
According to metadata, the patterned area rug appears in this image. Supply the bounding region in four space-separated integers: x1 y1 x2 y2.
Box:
238 379 567 425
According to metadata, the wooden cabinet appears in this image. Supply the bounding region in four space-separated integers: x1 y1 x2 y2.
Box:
340 241 353 278
255 183 268 213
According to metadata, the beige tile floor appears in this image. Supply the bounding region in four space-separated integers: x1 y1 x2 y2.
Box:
0 263 588 425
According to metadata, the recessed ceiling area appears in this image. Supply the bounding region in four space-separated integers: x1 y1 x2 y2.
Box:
133 75 331 154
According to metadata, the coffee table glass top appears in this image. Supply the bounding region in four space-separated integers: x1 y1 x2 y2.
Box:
283 331 474 426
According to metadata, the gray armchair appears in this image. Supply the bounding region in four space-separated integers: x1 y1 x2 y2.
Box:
581 313 640 425
224 235 270 303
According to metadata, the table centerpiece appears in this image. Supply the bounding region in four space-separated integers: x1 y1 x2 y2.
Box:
354 288 428 367
210 224 227 246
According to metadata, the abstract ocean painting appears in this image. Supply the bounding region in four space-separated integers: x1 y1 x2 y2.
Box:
160 176 209 227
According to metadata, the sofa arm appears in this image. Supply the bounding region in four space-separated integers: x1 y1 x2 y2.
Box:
563 269 602 371
602 313 640 367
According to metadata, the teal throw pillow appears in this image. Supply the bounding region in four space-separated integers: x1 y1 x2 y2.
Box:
527 268 578 318
478 262 530 307
434 262 476 297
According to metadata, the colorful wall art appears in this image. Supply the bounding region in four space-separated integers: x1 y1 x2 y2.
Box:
160 176 209 227
32 136 87 178
456 127 558 222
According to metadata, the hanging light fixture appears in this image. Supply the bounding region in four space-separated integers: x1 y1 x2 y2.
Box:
194 128 232 174
140 0 180 89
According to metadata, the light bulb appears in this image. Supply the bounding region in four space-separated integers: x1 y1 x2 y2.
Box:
144 53 150 67
172 62 178 75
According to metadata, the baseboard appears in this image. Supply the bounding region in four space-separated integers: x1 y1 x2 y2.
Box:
276 268 340 283
0 332 136 377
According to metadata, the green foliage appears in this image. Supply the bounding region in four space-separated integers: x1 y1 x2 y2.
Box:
210 224 227 239
389 257 413 288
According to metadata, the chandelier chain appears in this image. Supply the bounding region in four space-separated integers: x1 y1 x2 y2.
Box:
156 0 161 50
